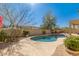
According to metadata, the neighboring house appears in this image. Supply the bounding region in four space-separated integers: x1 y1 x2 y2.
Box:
69 20 79 33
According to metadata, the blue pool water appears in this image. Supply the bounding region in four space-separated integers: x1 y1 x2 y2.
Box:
31 34 65 42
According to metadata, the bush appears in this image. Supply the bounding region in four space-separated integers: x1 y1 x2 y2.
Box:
0 30 8 42
9 29 24 42
0 28 23 43
6 28 23 37
23 31 30 37
41 30 46 34
10 29 23 37
64 36 79 51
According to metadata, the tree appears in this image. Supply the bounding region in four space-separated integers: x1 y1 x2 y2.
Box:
0 3 32 28
0 4 34 42
41 12 57 33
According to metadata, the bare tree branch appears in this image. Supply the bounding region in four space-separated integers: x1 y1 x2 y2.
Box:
0 4 32 28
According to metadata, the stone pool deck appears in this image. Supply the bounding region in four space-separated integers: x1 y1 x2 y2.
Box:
52 44 72 56
0 37 66 56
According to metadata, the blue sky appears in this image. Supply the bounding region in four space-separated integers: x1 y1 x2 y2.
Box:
30 3 79 28
2 3 79 28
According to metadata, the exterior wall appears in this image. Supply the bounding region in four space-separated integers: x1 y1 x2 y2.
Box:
3 28 52 36
45 30 51 34
70 29 79 33
27 29 51 36
29 29 42 35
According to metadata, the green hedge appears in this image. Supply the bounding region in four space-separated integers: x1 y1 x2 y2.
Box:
64 36 79 51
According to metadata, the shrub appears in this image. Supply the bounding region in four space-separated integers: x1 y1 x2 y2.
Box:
23 31 30 37
10 29 23 37
0 29 23 43
64 36 79 51
0 30 8 42
41 30 46 34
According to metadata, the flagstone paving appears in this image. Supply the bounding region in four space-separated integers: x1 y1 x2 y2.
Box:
52 44 72 56
0 37 67 56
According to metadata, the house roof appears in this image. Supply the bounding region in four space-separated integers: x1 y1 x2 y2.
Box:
70 20 79 25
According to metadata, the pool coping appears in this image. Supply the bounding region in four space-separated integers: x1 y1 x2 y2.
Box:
24 35 66 55
0 36 66 56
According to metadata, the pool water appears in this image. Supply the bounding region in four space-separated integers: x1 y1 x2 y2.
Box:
31 34 65 42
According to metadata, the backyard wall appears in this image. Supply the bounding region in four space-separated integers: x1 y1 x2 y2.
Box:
28 29 42 35
3 28 52 36
70 29 79 33
26 29 51 36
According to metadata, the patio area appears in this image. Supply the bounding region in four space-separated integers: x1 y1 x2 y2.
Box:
0 37 65 56
52 44 72 56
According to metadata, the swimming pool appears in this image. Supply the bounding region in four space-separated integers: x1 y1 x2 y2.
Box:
31 34 65 42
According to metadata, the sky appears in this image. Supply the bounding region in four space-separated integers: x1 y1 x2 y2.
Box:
30 3 79 28
1 3 79 28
